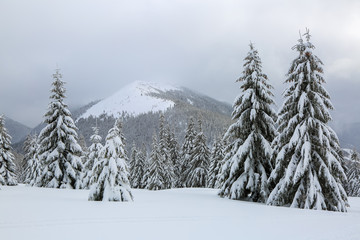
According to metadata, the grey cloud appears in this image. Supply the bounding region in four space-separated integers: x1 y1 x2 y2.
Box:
0 0 359 127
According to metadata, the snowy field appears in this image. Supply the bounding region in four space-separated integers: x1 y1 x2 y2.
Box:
1 185 360 240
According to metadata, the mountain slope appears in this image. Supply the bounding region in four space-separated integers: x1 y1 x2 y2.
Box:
77 81 231 121
335 122 360 150
14 81 232 156
4 116 31 144
75 81 232 152
78 81 179 119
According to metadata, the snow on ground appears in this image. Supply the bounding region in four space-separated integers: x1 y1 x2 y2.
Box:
1 185 360 240
78 81 179 120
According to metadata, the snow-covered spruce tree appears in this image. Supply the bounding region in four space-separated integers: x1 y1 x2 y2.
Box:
184 119 210 188
158 114 174 189
144 134 166 190
218 43 276 202
23 134 42 186
345 149 360 197
168 129 180 187
141 150 151 188
89 119 133 201
178 117 197 187
207 138 224 188
129 142 137 180
81 126 103 189
130 144 146 188
267 30 348 211
37 70 83 189
0 115 18 186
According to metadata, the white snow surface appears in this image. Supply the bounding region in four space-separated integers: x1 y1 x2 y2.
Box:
1 185 360 240
78 81 179 120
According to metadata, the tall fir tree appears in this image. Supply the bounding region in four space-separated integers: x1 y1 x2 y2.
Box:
207 138 224 188
178 117 197 187
141 148 151 189
345 149 360 197
81 126 103 189
144 134 166 190
129 142 138 181
184 119 210 188
267 30 348 211
218 43 276 202
89 119 133 201
0 116 18 186
168 128 180 188
158 114 174 188
23 134 42 186
130 144 146 189
37 69 83 189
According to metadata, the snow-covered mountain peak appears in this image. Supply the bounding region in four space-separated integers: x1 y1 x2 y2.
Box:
78 81 180 120
130 80 180 94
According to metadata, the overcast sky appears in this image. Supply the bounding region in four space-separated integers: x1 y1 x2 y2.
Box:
0 0 359 128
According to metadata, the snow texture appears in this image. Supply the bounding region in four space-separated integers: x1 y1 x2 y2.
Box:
1 185 359 240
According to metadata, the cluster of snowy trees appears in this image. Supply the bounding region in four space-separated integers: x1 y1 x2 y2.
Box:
17 69 220 201
218 30 350 212
1 30 360 211
128 114 220 190
19 70 132 201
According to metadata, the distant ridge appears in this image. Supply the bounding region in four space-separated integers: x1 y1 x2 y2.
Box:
3 116 31 144
77 81 180 120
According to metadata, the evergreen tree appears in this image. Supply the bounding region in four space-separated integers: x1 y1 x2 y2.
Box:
207 138 224 188
23 134 42 186
178 117 197 187
89 119 133 201
184 119 210 187
129 142 137 180
81 126 103 189
0 116 18 186
218 43 276 202
78 133 88 155
144 134 166 190
345 149 360 197
267 30 348 211
158 114 174 188
168 129 180 188
142 149 151 188
37 69 83 189
130 144 146 189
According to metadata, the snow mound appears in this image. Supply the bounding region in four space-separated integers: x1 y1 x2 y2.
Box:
78 81 179 120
